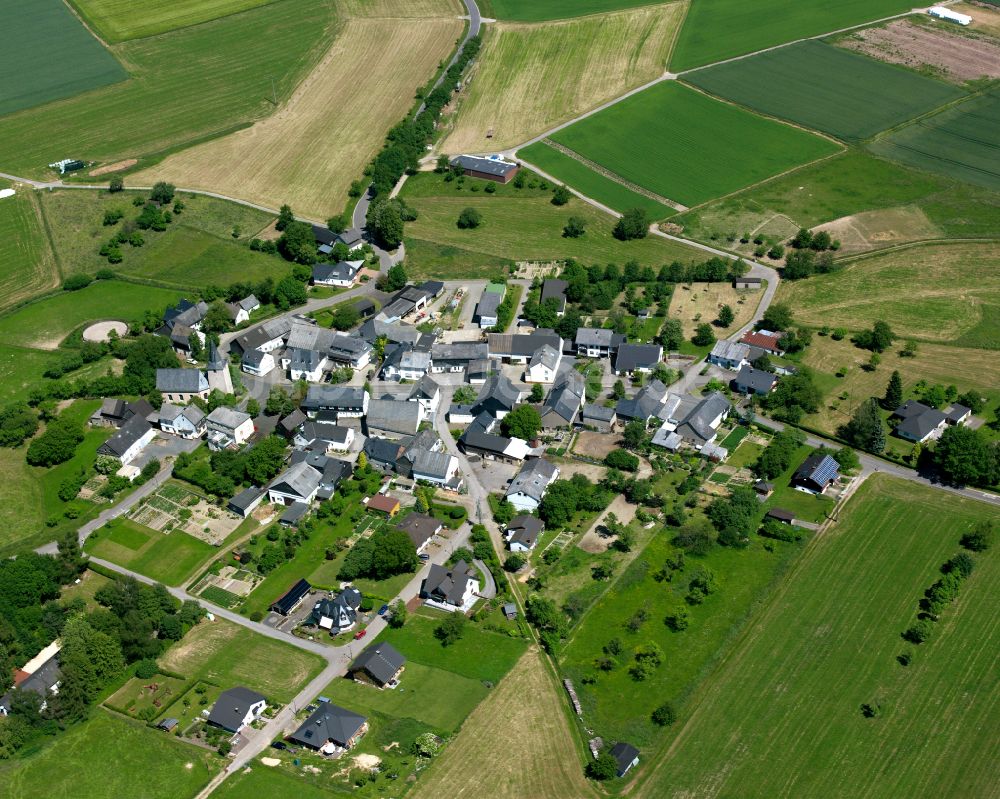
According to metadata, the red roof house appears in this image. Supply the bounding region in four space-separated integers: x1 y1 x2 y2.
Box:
740 331 784 355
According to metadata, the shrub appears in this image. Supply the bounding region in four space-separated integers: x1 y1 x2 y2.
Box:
456 207 482 229
586 751 618 781
902 619 933 644
62 274 93 291
134 660 158 679
651 702 677 726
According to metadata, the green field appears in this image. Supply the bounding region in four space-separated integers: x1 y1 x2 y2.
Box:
0 0 333 178
1 0 126 117
213 767 338 799
0 711 215 799
0 191 58 314
872 91 1000 192
634 477 1000 799
486 0 664 21
85 518 215 586
69 0 279 43
547 82 840 207
671 0 914 71
685 40 964 141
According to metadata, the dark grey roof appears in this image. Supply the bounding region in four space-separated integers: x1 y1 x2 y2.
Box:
610 742 640 776
582 403 616 422
471 374 521 415
206 406 251 431
271 578 311 615
419 280 444 297
507 459 558 502
278 409 308 435
327 334 372 362
488 330 562 358
288 347 324 372
280 501 310 525
734 364 776 393
364 436 405 467
289 702 367 749
366 399 422 436
302 385 367 411
897 409 947 440
423 559 477 605
409 374 440 401
475 291 504 320
543 372 585 425
270 460 322 499
0 653 61 714
397 513 442 548
206 341 226 372
229 485 266 512
312 225 337 246
312 261 358 283
431 341 488 363
359 318 420 345
238 294 260 311
351 642 406 686
207 686 266 732
894 400 933 420
945 404 971 421
575 327 621 347
298 421 350 445
508 514 543 547
460 412 512 455
410 448 453 480
794 453 840 486
451 154 518 177
540 279 568 306
675 392 731 444
156 368 207 393
242 348 270 368
98 414 153 458
616 380 671 421
614 343 662 373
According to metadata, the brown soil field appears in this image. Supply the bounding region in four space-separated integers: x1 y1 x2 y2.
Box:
408 649 599 799
954 2 1000 38
442 2 685 153
667 281 761 338
133 0 462 220
88 159 137 177
812 204 941 254
839 18 1000 82
572 430 620 460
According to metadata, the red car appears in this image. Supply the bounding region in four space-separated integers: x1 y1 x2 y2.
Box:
354 628 367 640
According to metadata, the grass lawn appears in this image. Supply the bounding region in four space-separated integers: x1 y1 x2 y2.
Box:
213 766 341 799
633 476 1000 798
69 0 279 42
685 40 964 142
487 0 664 21
726 440 763 469
105 674 188 718
0 190 59 315
0 711 216 799
548 82 840 207
380 614 528 684
671 0 914 70
158 618 324 703
59 567 113 610
321 661 488 732
401 238 513 282
85 518 215 586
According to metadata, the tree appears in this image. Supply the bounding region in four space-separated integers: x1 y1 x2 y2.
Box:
961 520 993 552
368 200 404 248
456 207 482 229
504 553 527 572
386 263 408 291
149 182 175 204
621 419 647 450
833 446 860 473
605 449 640 471
243 435 287 484
856 320 895 353
761 302 794 331
387 599 407 628
108 176 124 193
277 221 317 264
0 403 38 447
586 751 619 781
935 426 999 487
276 204 294 231
524 383 544 405
26 416 84 466
275 275 308 308
692 323 715 347
651 702 677 726
716 304 735 327
882 370 903 410
266 387 296 416
839 398 885 453
434 612 465 646
563 216 586 238
613 207 648 240
552 185 571 205
246 398 260 417
659 318 683 351
501 405 541 440
331 304 360 331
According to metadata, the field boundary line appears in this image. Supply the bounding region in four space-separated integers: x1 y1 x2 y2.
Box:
866 81 997 143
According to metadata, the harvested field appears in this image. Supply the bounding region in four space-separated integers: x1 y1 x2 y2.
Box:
954 2 1000 38
408 650 598 799
135 3 462 221
443 3 684 153
68 0 279 43
811 205 941 254
0 190 59 315
838 18 1000 83
666 281 761 338
88 159 137 176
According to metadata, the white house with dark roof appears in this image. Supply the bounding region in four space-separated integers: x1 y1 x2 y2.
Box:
408 374 441 415
205 407 254 451
733 365 777 396
282 347 329 382
301 385 369 419
506 458 559 512
614 343 662 376
541 369 585 429
97 415 156 465
312 260 363 288
892 400 949 443
575 327 624 358
525 344 562 383
365 399 424 439
226 295 260 326
288 703 368 753
241 347 276 376
207 687 267 733
328 334 373 370
349 642 406 688
506 515 544 552
540 279 568 315
158 403 206 439
422 560 480 612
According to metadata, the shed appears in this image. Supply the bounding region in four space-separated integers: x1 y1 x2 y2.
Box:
366 494 400 517
766 508 795 524
270 578 312 616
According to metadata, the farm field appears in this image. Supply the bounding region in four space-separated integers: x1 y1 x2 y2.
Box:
134 1 462 221
1 0 126 117
486 0 664 22
0 711 216 799
443 3 684 153
670 0 914 71
777 242 1000 345
399 172 705 266
0 0 335 179
954 1 1000 38
84 518 215 586
633 476 1000 799
546 82 840 207
404 238 513 281
408 650 599 799
0 190 58 315
68 0 279 43
213 767 340 799
871 90 1000 191
0 280 182 350
158 618 324 703
666 281 762 339
684 40 964 141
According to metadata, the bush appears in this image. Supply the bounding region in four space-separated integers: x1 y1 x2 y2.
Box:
651 702 677 726
902 619 933 644
456 207 482 229
552 185 571 206
504 554 526 572
134 660 158 679
605 449 640 472
62 274 93 291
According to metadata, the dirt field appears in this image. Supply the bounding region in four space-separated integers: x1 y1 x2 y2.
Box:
133 0 462 220
666 281 762 338
442 2 685 153
838 18 1000 82
88 159 137 177
408 649 598 799
572 430 620 460
82 320 128 342
812 204 941 254
955 1 1000 38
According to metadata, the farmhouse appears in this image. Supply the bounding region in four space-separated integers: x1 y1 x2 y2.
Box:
740 330 784 356
430 341 488 376
207 687 266 733
225 294 260 326
349 643 406 689
451 154 520 183
892 400 949 443
270 578 312 616
422 559 480 612
156 368 209 402
708 340 750 370
158 403 206 439
328 334 373 369
650 391 732 454
541 370 586 429
576 327 624 358
614 343 663 376
733 365 777 396
232 317 291 355
288 702 368 753
616 379 671 423
242 347 276 376
312 260 363 288
540 279 568 315
282 347 329 382
506 515 544 552
793 453 840 494
488 330 563 364
581 403 617 432
268 460 323 506
89 398 153 429
163 299 208 333
383 348 431 382
97 415 156 465
506 458 559 512
475 282 507 328
396 513 442 554
295 421 354 453
205 407 254 451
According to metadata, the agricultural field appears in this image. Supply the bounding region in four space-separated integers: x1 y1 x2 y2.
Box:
1 0 126 117
871 90 1000 192
68 0 279 43
0 0 335 179
0 190 59 315
158 618 324 703
546 82 840 208
670 0 914 71
134 0 463 221
954 1 1000 38
778 242 1000 345
443 3 684 153
666 281 762 339
0 712 216 799
486 0 664 22
684 40 964 141
633 476 1000 799
408 650 599 799
0 280 182 350
84 518 216 586
213 767 340 799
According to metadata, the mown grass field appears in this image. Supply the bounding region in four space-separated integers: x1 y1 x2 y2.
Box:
213 767 339 799
670 0 914 70
1 0 126 117
404 238 513 281
548 82 840 207
0 0 334 179
0 711 216 799
871 90 1000 192
486 0 663 21
158 618 324 703
444 3 684 153
408 650 599 799
85 518 215 587
634 476 1000 799
0 190 59 315
685 40 964 142
135 1 462 221
68 0 278 43
778 241 1000 345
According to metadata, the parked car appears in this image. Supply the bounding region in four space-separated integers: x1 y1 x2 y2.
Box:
354 628 367 640
271 741 288 751
377 604 389 616
418 553 430 560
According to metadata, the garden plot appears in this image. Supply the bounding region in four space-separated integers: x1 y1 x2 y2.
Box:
192 565 262 608
127 482 240 544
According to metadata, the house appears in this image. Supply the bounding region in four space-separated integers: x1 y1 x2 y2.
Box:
156 368 209 402
157 718 179 732
409 447 462 489
525 344 562 384
581 403 616 432
540 279 568 315
312 260 363 288
503 602 518 620
378 285 433 322
450 154 520 183
541 370 586 429
451 374 521 422
754 480 775 499
270 578 312 615
383 349 431 382
226 295 260 326
792 453 840 494
708 340 750 370
207 687 267 733
506 458 559 512
733 365 777 396
158 403 206 439
311 587 362 632
280 348 327 382
169 323 200 355
506 515 543 551
487 330 563 364
733 276 762 289
290 452 352 500
242 347 276 377
459 412 533 463
363 436 406 473
277 409 308 439
90 398 153 429
766 507 795 524
302 385 369 419
576 328 624 358
366 399 424 439
0 643 61 717
396 513 442 554
295 421 354 453
616 379 671 423
288 702 368 753
893 400 949 443
430 341 489 376
232 316 291 355
268 460 323 506
408 375 441 415
740 330 785 356
205 407 254 451
614 343 663 376
328 334 373 370
360 318 421 348
945 404 972 426
163 299 208 332
422 559 480 611
610 742 640 777
97 415 157 465
366 494 400 517
474 283 506 328
349 643 406 688
228 486 266 518
648 391 732 453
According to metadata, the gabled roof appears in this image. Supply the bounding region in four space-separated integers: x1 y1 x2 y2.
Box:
488 330 562 358
893 399 934 420
451 154 518 176
207 686 266 732
431 341 488 362
540 279 568 308
367 494 400 514
278 408 308 435
507 514 543 547
506 458 558 502
351 642 406 685
529 344 561 372
302 385 367 410
229 485 266 512
364 436 406 467
328 334 372 361
582 403 616 422
675 392 731 444
156 368 208 393
366 399 422 436
740 330 783 352
423 560 478 605
98 414 153 458
242 347 271 367
238 294 260 311
410 448 453 479
270 460 322 499
794 453 840 486
289 702 367 749
734 364 777 393
614 343 662 373
397 513 442 549
710 339 750 362
475 291 504 319
472 374 521 414
409 374 440 401
543 375 584 425
359 318 420 345
312 260 362 282
610 742 640 777
616 379 670 421
206 406 251 430
576 327 615 347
